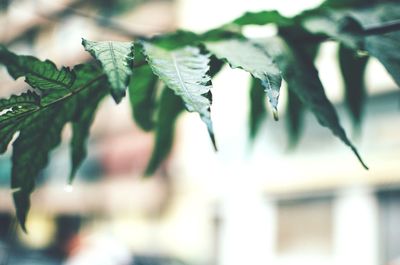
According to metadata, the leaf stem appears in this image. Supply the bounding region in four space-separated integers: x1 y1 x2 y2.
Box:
363 19 400 36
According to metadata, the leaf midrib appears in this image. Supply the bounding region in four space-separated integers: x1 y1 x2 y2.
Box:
171 51 197 111
108 42 122 88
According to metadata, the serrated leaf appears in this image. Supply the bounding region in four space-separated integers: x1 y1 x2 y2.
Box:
249 78 267 140
205 39 282 119
230 10 292 26
0 45 76 100
0 91 41 154
0 90 40 113
145 87 184 176
0 46 109 230
142 42 217 149
82 39 134 103
339 44 368 128
262 37 368 169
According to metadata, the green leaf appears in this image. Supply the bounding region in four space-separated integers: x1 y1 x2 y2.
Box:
349 2 400 86
128 45 158 131
300 2 400 86
142 42 217 150
0 46 109 230
263 37 368 169
0 45 76 101
249 78 267 140
230 10 292 26
145 87 184 175
301 12 364 50
69 65 108 183
82 39 134 103
286 89 304 148
339 44 368 128
205 39 282 119
0 91 41 154
0 90 40 115
128 65 158 131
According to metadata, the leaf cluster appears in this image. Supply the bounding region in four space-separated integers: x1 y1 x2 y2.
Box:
0 0 399 230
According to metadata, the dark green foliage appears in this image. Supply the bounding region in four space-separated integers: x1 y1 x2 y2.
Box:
0 46 108 230
128 65 158 131
249 78 267 140
1 0 399 230
339 44 368 128
145 88 184 175
299 2 400 86
286 89 304 149
265 37 368 169
128 43 158 131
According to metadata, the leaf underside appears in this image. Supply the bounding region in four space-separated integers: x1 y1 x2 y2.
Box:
142 42 217 150
205 39 282 119
82 39 134 103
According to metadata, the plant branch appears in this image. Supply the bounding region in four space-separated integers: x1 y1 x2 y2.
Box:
364 19 400 36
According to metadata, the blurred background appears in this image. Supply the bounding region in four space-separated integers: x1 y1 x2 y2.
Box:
1 0 400 264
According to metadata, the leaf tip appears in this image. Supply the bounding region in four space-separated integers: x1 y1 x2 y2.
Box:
350 145 369 170
272 109 279 121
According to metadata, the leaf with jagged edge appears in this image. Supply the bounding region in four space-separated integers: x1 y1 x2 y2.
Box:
145 87 184 176
0 45 76 103
142 42 217 150
144 55 225 175
10 64 107 231
128 44 158 131
339 44 368 129
205 39 282 119
0 91 40 124
249 78 267 141
0 46 109 230
261 36 368 169
82 39 134 103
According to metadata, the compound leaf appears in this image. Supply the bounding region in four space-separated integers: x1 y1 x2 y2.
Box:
0 46 109 230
